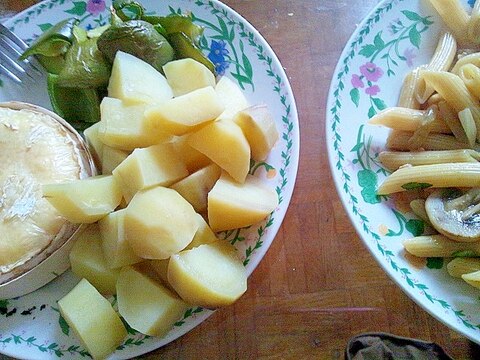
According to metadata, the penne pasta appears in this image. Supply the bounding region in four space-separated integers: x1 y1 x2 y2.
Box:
457 63 480 98
458 108 477 147
468 0 480 44
426 93 444 107
377 162 480 195
386 130 469 151
428 0 470 45
407 106 438 150
421 70 480 140
378 149 480 171
397 68 422 109
403 234 480 257
447 257 480 278
438 100 469 143
409 199 433 226
369 107 451 133
451 52 480 74
415 32 457 104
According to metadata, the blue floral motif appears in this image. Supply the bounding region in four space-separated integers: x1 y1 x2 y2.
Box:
207 40 230 75
469 0 475 8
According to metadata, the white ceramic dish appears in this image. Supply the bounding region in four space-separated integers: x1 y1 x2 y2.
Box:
327 0 480 346
0 1 299 359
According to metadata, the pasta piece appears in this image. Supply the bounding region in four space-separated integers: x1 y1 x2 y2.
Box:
428 0 469 46
378 149 480 171
462 270 480 289
377 162 480 195
397 68 422 109
438 101 469 143
451 52 480 74
415 32 457 103
426 93 444 107
468 1 480 44
409 199 432 226
447 258 480 278
421 70 480 140
458 63 480 98
407 106 438 150
369 107 450 133
403 234 480 257
458 108 477 147
386 130 468 151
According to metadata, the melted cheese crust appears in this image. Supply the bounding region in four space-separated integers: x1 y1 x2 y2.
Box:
0 108 82 274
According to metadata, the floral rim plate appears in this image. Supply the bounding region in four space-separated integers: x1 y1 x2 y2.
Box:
326 0 480 345
0 1 299 359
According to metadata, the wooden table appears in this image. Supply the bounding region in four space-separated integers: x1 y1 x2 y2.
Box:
1 0 479 359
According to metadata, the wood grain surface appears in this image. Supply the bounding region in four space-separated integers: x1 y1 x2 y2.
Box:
0 0 479 359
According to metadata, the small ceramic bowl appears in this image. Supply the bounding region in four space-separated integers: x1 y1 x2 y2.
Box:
0 101 96 299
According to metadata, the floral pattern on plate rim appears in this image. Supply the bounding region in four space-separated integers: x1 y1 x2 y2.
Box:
0 0 298 358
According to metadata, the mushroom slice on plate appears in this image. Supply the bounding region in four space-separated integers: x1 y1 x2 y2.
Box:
425 188 480 242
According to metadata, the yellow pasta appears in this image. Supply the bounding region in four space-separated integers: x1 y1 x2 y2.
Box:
409 199 432 225
468 0 480 44
451 52 480 74
458 108 477 147
421 70 480 140
428 0 470 45
415 32 457 103
397 68 422 109
426 93 444 107
458 63 480 97
377 162 480 195
369 107 450 133
447 258 480 278
386 130 468 151
438 100 469 143
378 149 480 170
404 235 480 257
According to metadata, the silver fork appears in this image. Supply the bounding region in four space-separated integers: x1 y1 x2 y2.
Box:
0 23 44 84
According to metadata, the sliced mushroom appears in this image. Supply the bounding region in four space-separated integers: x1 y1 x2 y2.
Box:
425 188 480 242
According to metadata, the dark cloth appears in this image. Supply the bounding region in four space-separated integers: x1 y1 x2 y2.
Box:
345 332 454 360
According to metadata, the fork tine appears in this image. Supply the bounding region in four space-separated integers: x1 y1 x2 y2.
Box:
0 24 28 51
0 62 22 84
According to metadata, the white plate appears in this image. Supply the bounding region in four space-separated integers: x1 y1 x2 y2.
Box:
0 1 299 358
327 0 480 346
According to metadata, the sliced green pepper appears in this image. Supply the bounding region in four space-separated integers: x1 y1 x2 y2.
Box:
47 74 102 129
112 0 144 21
143 15 204 45
168 32 215 73
20 18 78 59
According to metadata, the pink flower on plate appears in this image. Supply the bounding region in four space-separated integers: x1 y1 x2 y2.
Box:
87 0 106 16
351 74 364 88
360 62 384 82
403 47 417 67
365 85 380 96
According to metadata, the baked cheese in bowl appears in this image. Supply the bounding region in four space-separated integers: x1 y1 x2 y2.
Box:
0 101 95 299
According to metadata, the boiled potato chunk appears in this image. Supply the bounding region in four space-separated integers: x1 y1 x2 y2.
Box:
172 135 211 173
170 163 221 212
215 76 250 121
125 187 199 259
98 209 143 269
58 278 127 360
144 86 224 136
163 58 216 97
83 122 103 166
43 175 122 223
112 143 188 203
233 104 279 161
186 213 218 250
108 51 173 104
187 119 250 183
168 241 247 307
148 258 170 288
69 224 120 294
98 97 170 151
117 266 189 337
101 145 129 175
208 173 279 231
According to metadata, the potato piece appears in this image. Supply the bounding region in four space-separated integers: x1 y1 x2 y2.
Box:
117 266 188 337
187 213 218 250
58 278 127 360
125 187 199 259
43 175 122 223
112 143 188 203
83 122 103 167
215 76 250 121
170 164 221 212
172 135 211 173
148 258 170 287
69 224 120 294
163 58 216 97
233 104 279 161
101 145 129 175
108 51 173 104
168 241 247 307
208 173 278 231
144 86 224 136
98 209 143 269
98 97 170 151
187 120 250 183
